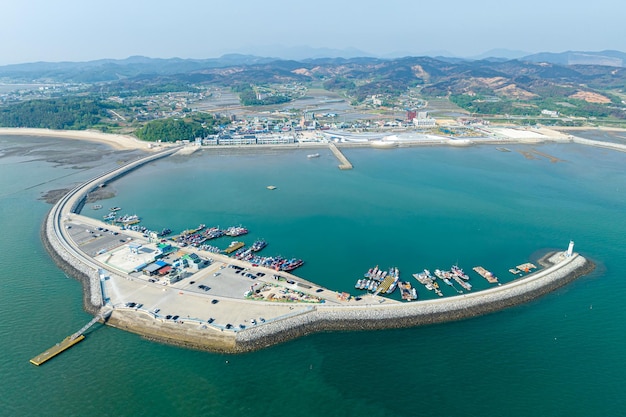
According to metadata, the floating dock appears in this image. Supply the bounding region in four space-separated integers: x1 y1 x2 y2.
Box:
224 241 245 254
328 143 353 170
473 266 499 284
516 262 537 272
30 310 110 366
30 335 85 366
374 274 396 294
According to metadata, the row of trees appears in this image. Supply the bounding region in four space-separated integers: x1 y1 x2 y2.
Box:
0 97 111 130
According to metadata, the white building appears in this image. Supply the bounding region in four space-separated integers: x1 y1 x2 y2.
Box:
413 111 437 128
541 109 560 117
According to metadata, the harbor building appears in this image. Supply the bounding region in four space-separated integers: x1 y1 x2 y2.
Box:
413 112 436 128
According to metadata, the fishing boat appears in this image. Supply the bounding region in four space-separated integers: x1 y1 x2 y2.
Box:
451 265 470 280
281 258 304 271
103 212 116 221
224 226 248 237
157 228 172 237
250 239 267 252
400 281 418 301
307 153 320 158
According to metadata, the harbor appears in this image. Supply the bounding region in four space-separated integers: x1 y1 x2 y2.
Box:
2 128 623 417
37 144 597 355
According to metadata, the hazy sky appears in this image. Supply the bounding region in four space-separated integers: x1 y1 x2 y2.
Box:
2 0 625 65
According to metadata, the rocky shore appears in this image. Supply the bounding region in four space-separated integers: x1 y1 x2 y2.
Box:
41 210 103 316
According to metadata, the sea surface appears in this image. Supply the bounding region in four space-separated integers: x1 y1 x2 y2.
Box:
1 132 625 417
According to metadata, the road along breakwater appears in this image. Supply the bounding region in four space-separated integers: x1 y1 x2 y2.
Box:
42 146 182 315
42 144 595 354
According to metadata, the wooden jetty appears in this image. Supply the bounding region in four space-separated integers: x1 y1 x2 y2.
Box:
328 143 353 170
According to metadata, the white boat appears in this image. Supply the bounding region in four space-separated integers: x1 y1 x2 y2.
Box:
307 153 320 158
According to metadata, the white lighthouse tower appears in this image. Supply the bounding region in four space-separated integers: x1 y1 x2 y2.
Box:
566 240 575 257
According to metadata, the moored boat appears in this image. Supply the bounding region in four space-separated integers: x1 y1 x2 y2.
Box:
250 239 267 252
400 281 418 301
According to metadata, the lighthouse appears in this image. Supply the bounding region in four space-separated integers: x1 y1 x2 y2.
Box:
566 240 575 257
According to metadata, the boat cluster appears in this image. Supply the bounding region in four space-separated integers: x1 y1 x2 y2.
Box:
231 240 304 271
355 266 409 298
355 264 477 301
413 265 473 296
103 210 141 225
173 225 248 247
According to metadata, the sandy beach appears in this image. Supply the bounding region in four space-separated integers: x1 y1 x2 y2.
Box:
0 127 158 151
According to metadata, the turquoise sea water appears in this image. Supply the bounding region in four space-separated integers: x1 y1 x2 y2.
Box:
1 134 625 416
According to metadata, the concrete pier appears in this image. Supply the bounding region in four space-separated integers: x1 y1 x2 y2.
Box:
328 142 353 169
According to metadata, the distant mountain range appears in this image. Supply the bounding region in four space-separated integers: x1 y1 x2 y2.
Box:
1 51 625 114
522 50 626 67
0 49 625 84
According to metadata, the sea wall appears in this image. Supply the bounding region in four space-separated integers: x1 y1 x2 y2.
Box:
232 253 594 353
106 309 238 353
41 146 181 315
41 211 103 315
93 251 593 354
570 137 626 153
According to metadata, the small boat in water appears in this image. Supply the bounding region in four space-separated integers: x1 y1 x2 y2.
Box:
307 153 320 158
92 204 102 210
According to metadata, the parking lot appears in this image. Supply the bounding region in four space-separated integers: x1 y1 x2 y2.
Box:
65 214 365 331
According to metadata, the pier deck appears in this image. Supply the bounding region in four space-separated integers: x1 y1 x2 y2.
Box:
516 263 537 272
473 266 499 284
328 143 353 170
30 335 85 366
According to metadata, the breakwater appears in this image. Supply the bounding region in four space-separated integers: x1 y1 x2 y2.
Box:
41 141 596 354
42 146 182 314
232 252 594 352
570 136 626 153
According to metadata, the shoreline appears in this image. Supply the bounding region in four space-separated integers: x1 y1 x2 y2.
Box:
1 125 625 156
0 127 157 151
38 145 598 353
